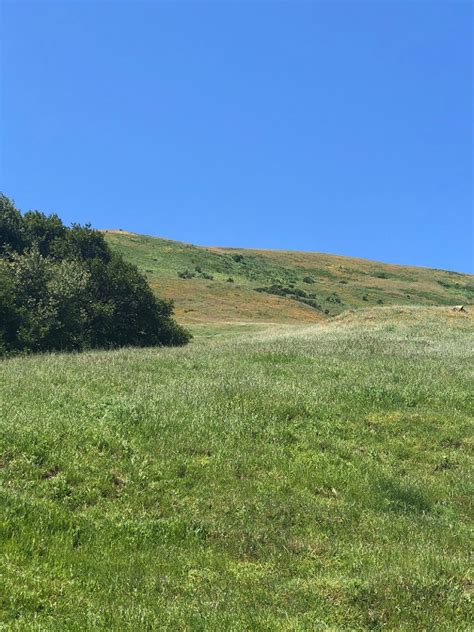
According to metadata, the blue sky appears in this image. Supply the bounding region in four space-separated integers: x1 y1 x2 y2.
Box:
1 1 472 272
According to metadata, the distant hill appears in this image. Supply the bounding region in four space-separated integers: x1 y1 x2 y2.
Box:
103 230 473 324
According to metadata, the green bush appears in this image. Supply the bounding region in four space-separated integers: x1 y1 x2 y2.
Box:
0 194 190 355
254 284 323 312
326 292 342 304
178 269 195 279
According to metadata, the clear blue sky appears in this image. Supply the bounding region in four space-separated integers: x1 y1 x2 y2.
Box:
1 1 472 272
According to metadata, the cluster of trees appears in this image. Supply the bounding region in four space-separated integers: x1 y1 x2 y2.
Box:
0 194 190 355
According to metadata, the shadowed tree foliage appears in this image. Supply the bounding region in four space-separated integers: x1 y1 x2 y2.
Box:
0 194 190 354
0 194 25 255
22 211 67 258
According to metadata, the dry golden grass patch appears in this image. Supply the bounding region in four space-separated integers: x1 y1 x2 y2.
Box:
149 277 326 324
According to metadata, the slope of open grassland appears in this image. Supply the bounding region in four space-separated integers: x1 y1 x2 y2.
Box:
103 230 473 324
1 307 473 630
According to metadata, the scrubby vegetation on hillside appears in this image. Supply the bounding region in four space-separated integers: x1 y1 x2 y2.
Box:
0 308 472 629
0 195 190 355
103 230 474 324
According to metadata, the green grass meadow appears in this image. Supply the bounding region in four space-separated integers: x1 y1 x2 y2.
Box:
1 307 473 629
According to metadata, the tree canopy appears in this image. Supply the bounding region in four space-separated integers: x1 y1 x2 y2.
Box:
0 194 190 355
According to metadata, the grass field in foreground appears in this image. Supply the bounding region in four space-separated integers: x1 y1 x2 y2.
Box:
1 307 473 630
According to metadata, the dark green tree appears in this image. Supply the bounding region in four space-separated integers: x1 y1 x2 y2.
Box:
0 194 24 256
0 261 22 353
23 211 67 257
0 194 190 355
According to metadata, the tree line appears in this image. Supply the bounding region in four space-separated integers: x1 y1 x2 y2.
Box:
0 194 190 355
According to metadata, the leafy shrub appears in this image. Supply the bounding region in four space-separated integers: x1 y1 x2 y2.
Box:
226 277 234 283
0 194 190 355
254 284 323 312
178 270 195 279
436 279 470 292
300 298 322 310
303 276 314 284
292 288 308 298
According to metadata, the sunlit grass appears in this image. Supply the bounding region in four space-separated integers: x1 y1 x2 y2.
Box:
0 307 472 629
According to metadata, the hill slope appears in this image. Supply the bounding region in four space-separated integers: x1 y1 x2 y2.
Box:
1 307 472 629
103 230 473 323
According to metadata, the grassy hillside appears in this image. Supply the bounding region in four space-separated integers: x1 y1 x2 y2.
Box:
104 230 473 324
1 307 473 629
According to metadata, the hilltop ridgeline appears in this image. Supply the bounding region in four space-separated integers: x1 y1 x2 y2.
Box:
103 230 474 324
